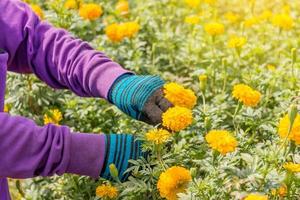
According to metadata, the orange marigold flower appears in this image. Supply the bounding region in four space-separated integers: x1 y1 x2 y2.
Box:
162 106 193 132
157 166 192 200
278 114 300 145
31 4 44 19
232 84 261 107
79 3 103 21
96 184 118 199
205 130 238 155
164 83 197 109
116 0 129 16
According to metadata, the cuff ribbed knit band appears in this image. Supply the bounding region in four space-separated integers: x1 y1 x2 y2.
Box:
100 134 145 181
108 74 165 120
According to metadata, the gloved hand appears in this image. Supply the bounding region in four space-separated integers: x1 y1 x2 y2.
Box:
108 74 173 125
100 134 147 181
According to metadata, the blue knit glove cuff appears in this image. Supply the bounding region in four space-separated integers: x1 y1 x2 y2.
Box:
100 134 146 181
108 74 165 120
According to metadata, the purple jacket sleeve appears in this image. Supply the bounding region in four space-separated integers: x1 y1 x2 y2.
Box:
0 112 106 179
0 0 131 99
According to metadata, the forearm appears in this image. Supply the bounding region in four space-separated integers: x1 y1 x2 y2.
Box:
0 112 105 179
0 0 130 99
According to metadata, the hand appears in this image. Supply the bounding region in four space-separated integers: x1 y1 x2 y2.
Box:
108 74 173 125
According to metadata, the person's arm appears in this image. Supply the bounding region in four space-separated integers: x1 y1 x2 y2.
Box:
0 0 130 99
0 112 143 181
0 0 172 125
0 112 105 179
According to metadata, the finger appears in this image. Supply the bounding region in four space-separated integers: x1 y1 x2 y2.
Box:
158 97 173 112
153 89 173 112
143 102 163 125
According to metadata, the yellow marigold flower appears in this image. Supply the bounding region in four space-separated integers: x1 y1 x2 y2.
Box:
164 83 197 109
266 64 276 71
244 17 259 28
282 5 291 14
79 3 102 21
244 194 268 200
185 0 201 8
116 0 129 16
96 184 118 199
162 106 193 132
259 10 273 21
44 109 63 125
232 84 261 107
184 15 200 25
146 129 171 144
278 184 287 197
278 114 300 145
157 166 192 200
227 35 247 49
204 0 216 5
225 12 240 24
31 4 44 19
283 162 300 173
4 105 9 113
105 23 124 42
272 14 293 30
122 22 140 38
204 22 225 36
64 0 80 10
205 130 237 155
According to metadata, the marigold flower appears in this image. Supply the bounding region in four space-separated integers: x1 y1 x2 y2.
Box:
4 105 9 113
157 166 192 200
44 109 63 125
184 15 200 25
204 22 225 36
146 129 171 144
278 114 300 145
64 0 80 10
164 83 197 109
105 23 124 42
116 0 129 16
203 0 216 5
106 22 139 42
232 84 261 107
259 10 273 21
31 4 44 19
225 12 240 24
244 194 268 200
79 3 102 21
162 106 193 132
243 17 259 28
283 162 300 173
266 64 276 71
185 0 201 8
122 22 140 38
228 35 247 48
96 184 118 199
278 184 287 197
205 130 237 155
272 14 293 30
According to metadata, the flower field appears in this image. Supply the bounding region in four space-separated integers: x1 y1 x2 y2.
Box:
6 0 300 199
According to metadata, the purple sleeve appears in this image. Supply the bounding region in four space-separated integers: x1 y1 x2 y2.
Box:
0 112 106 179
0 0 131 99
